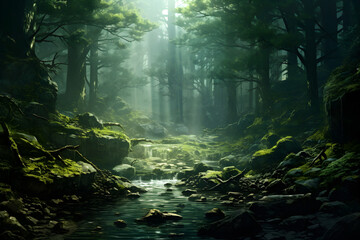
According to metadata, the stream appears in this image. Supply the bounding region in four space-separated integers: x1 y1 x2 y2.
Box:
65 179 232 240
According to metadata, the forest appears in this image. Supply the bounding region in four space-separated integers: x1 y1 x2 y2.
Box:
0 0 360 239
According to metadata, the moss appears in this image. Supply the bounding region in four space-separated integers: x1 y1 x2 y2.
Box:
222 166 241 180
252 148 276 158
320 152 360 187
23 158 83 184
90 127 129 141
324 143 345 159
307 127 330 141
324 64 360 103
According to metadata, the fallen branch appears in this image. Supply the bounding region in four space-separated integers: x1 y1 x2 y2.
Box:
208 169 247 191
74 150 105 178
48 145 80 156
131 138 153 147
32 113 49 122
103 122 125 130
309 148 327 166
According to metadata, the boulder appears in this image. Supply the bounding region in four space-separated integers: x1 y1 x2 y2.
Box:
219 155 239 168
205 208 226 220
322 213 360 240
249 194 321 219
135 209 182 225
193 163 212 174
198 210 261 238
113 164 136 179
182 189 197 196
265 179 286 193
77 112 103 129
251 136 302 172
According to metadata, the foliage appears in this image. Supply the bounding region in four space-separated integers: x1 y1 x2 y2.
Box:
320 152 360 187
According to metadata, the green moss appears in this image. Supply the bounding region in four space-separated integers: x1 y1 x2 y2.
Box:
324 64 360 103
320 152 360 187
253 148 275 158
23 158 83 184
307 127 330 141
222 166 241 179
90 127 129 141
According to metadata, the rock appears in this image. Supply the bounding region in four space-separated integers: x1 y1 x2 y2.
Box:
249 194 321 219
279 215 313 231
205 208 225 220
0 231 26 240
53 221 70 234
219 155 239 168
127 192 141 199
0 215 27 236
188 194 203 201
77 112 103 129
265 179 286 193
319 201 351 216
0 199 24 215
251 136 302 172
261 133 280 148
181 189 197 197
193 163 212 174
222 166 242 179
295 178 321 192
113 164 136 179
93 226 102 231
136 123 168 138
25 216 39 226
114 219 127 228
77 161 97 173
322 213 360 240
164 183 172 188
168 232 185 238
136 209 182 225
163 212 183 220
277 153 306 169
198 210 261 238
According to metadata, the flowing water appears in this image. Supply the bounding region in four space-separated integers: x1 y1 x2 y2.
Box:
65 179 232 240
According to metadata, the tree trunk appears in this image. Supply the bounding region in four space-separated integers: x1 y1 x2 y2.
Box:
168 0 178 122
89 29 101 112
320 0 339 76
248 80 254 112
65 25 88 110
226 81 238 123
258 45 272 114
303 0 319 111
342 0 354 33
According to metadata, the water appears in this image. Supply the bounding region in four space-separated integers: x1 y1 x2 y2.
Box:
65 179 231 240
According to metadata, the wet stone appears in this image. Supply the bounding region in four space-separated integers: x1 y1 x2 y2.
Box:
114 219 127 228
182 189 197 196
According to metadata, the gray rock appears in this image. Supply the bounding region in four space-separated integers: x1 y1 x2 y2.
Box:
113 164 136 179
77 161 97 173
295 178 321 192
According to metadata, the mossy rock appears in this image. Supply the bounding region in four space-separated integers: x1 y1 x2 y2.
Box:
222 166 241 180
320 152 360 188
251 136 302 172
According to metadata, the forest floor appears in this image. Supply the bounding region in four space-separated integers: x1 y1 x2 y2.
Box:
1 104 360 239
